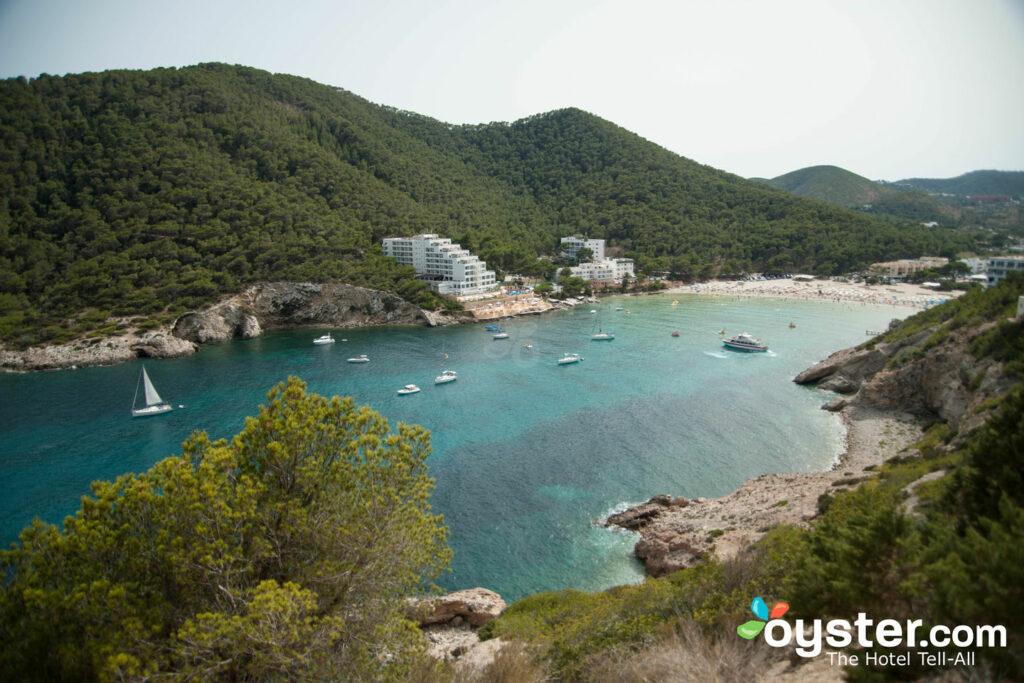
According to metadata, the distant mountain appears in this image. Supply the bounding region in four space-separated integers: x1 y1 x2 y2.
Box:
891 170 1024 197
759 165 891 206
0 64 971 348
759 165 960 224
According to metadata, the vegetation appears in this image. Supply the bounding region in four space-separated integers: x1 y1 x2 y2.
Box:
893 170 1024 197
0 378 450 681
475 279 1024 680
1 63 972 348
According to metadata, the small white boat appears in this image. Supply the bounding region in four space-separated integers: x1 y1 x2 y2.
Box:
131 366 172 417
346 354 370 363
591 330 614 341
434 370 458 385
557 353 582 365
722 332 768 352
313 333 335 345
397 384 421 395
492 331 509 339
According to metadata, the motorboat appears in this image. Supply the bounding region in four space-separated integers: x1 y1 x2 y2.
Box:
434 370 458 385
346 354 370 363
671 331 680 337
492 331 509 339
397 384 421 395
313 333 335 345
722 332 768 352
557 353 582 365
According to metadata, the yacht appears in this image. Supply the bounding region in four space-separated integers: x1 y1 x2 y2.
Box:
434 370 458 385
722 332 768 352
346 354 370 363
557 353 582 365
313 333 335 345
492 331 509 339
397 384 421 395
590 330 614 341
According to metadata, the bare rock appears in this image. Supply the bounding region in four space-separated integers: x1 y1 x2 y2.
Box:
604 495 676 531
173 303 261 343
1 331 198 372
413 587 506 628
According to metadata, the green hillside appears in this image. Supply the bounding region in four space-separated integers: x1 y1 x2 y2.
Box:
762 164 960 224
895 170 1024 197
761 164 890 205
0 64 971 348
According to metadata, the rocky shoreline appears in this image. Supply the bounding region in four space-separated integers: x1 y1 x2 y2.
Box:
0 282 463 372
606 314 1012 576
604 405 922 576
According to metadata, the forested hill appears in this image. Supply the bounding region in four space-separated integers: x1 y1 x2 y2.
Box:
893 170 1024 197
760 164 961 224
759 164 891 206
0 63 970 347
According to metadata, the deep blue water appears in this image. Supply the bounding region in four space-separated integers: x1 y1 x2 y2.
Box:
0 294 912 600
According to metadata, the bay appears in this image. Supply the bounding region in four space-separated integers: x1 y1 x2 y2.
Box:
0 293 911 601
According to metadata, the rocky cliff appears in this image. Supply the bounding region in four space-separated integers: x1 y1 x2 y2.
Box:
2 282 456 372
794 319 1013 441
0 331 198 372
172 282 451 343
608 304 1018 577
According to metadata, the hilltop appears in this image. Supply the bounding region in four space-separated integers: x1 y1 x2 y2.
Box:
759 164 892 206
0 63 970 349
893 169 1024 197
760 164 961 224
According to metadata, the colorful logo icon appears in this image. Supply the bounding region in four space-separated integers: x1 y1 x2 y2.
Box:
737 596 789 639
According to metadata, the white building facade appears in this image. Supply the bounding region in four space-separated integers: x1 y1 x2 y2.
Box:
382 234 497 296
560 234 634 283
560 235 605 262
987 256 1024 285
569 258 635 282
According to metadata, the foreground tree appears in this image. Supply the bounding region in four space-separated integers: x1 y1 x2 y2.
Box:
0 377 450 681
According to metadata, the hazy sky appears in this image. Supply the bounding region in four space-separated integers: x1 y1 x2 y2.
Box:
1 0 1022 180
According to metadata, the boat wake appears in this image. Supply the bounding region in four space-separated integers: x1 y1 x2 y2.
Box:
702 351 729 359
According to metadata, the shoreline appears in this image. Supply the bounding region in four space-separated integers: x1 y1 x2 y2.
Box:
662 276 960 310
2 277 954 373
605 402 922 576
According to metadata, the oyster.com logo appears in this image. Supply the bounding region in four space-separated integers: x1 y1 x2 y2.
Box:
735 595 1005 665
737 596 789 640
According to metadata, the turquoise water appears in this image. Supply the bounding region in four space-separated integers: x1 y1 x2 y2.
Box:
0 294 911 601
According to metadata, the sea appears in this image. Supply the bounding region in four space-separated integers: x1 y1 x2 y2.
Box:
0 293 913 601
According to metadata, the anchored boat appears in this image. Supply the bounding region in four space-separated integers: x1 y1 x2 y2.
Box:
722 332 768 352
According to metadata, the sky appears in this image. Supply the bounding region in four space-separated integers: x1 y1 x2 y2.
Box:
1 0 1022 180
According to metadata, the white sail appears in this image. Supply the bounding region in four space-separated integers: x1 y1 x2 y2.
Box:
141 367 164 406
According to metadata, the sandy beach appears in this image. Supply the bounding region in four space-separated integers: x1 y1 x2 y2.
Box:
667 276 961 310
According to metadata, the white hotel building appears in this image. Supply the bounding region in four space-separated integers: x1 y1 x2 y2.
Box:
382 234 497 297
561 235 635 283
987 255 1024 286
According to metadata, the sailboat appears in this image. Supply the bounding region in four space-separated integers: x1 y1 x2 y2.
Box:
131 366 172 417
590 310 615 340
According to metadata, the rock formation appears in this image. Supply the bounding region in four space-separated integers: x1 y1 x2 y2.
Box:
609 312 1017 577
408 588 507 663
172 282 447 343
3 282 458 372
0 331 198 372
794 320 1012 439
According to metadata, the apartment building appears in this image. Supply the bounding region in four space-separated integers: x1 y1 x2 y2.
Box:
382 234 497 296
